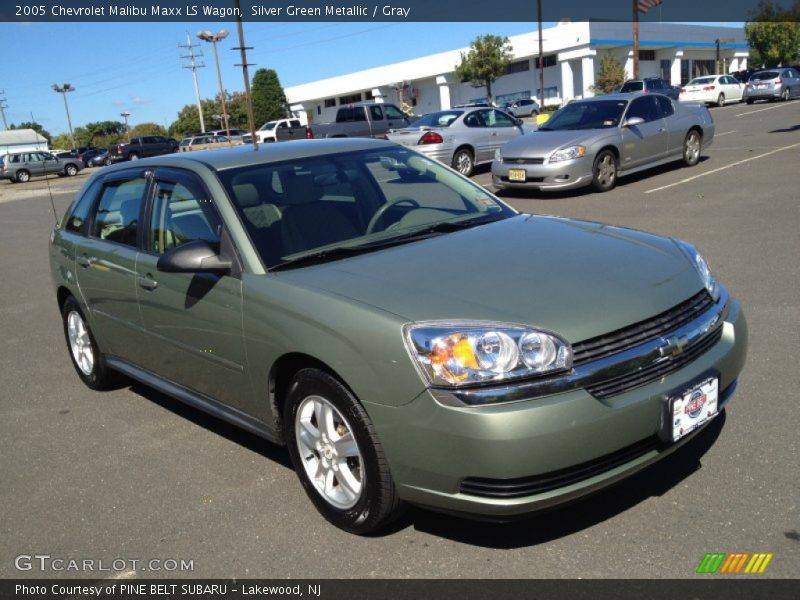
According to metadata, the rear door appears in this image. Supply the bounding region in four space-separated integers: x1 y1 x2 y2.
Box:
481 109 524 162
134 167 250 410
620 95 669 169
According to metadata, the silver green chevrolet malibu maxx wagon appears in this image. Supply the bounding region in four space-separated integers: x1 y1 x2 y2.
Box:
49 138 747 534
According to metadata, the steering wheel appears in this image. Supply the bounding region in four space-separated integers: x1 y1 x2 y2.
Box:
366 197 420 234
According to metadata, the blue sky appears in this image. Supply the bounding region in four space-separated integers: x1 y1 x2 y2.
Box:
0 21 741 135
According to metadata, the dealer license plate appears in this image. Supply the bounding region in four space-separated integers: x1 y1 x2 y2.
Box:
508 168 526 182
669 377 719 442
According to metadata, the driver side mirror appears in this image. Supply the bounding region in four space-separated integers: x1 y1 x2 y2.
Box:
514 118 524 127
622 116 645 128
157 240 231 274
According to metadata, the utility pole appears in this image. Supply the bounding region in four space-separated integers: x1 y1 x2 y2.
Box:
537 0 544 109
232 0 258 150
179 32 207 133
0 91 8 130
120 111 131 142
632 0 640 79
197 30 231 137
52 83 76 149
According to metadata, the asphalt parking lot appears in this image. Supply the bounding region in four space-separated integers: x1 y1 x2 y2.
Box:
1 100 798 579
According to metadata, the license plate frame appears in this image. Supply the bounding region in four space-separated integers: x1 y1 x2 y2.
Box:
660 372 720 443
508 168 526 182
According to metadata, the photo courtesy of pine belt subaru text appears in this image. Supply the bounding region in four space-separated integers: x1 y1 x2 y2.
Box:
50 138 747 534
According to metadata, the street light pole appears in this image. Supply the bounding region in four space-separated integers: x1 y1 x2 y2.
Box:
52 83 76 149
120 111 131 142
198 30 231 136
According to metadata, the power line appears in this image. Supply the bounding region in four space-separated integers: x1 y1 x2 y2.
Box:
179 32 207 132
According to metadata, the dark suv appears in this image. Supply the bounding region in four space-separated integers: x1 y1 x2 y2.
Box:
108 136 179 163
620 78 680 100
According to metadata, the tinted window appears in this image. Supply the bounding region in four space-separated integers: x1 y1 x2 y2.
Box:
750 71 779 81
621 81 644 92
64 179 102 234
383 105 405 120
336 108 353 122
352 108 367 122
369 105 383 121
463 112 484 127
92 177 147 247
149 178 220 254
484 109 517 127
626 96 660 122
290 120 301 127
655 95 674 117
410 111 464 127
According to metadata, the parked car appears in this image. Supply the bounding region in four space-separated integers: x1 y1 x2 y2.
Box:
255 118 308 143
505 98 541 117
492 93 714 192
453 102 492 108
179 134 241 152
108 136 179 163
386 107 527 176
0 150 83 183
89 149 110 167
80 148 106 167
50 138 746 534
620 77 680 100
679 74 744 106
743 68 800 103
307 103 410 139
207 128 248 142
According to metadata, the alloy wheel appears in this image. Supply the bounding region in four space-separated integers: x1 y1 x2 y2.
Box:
67 311 94 376
684 131 701 164
453 151 473 176
595 153 616 188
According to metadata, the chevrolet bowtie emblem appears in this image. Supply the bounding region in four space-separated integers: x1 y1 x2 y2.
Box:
659 335 689 358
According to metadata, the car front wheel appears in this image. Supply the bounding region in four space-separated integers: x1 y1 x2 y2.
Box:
591 150 617 192
683 130 702 166
284 368 402 535
128 152 139 160
65 164 78 176
61 296 120 390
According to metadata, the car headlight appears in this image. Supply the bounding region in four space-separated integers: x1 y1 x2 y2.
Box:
494 148 502 161
403 322 572 387
674 240 720 301
549 146 586 162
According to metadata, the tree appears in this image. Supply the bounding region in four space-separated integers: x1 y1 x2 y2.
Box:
251 68 289 126
72 121 126 147
591 54 627 95
128 122 167 138
455 35 513 104
9 121 51 142
745 0 800 67
50 133 73 150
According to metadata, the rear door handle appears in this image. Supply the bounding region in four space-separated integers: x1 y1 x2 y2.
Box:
138 275 158 291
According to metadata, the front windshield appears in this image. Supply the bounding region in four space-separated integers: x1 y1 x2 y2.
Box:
218 147 516 268
539 100 628 131
408 111 464 128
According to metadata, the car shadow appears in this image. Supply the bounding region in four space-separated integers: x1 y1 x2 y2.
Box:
126 380 293 470
495 157 710 201
769 124 800 133
389 411 726 547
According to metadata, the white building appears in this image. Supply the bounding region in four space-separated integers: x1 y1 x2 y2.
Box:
286 22 748 125
0 129 49 157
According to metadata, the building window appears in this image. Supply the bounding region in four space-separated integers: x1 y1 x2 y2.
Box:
316 105 321 115
660 59 671 81
536 86 559 100
639 50 656 61
364 90 374 101
324 98 335 108
505 60 530 75
338 92 362 105
536 54 557 68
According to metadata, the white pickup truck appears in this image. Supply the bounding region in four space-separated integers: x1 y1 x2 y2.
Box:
255 118 308 143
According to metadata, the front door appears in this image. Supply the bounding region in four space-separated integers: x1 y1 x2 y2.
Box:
619 95 669 169
134 168 250 411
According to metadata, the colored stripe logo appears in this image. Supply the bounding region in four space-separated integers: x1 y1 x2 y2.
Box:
696 553 773 574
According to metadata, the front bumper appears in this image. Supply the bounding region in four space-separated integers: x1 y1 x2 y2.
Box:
491 157 593 191
367 295 747 517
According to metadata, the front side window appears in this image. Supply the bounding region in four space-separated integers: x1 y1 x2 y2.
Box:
540 100 628 130
92 177 147 247
626 96 660 123
149 178 220 255
64 179 102 234
484 109 517 128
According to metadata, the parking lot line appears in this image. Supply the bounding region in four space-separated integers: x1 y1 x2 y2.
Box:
715 131 737 137
735 103 796 117
644 141 800 194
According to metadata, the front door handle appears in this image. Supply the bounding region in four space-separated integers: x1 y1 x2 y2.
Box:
77 255 93 268
138 275 158 291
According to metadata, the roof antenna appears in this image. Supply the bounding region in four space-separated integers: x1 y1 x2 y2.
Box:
32 111 59 227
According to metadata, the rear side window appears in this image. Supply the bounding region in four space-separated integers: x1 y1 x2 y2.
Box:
64 179 102 234
92 177 148 247
655 95 674 117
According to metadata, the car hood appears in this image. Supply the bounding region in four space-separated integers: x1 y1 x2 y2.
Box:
501 130 606 158
275 215 703 344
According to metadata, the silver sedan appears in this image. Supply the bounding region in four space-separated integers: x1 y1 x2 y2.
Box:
491 93 715 193
387 107 526 177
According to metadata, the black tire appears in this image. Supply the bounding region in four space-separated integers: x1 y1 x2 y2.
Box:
683 129 702 167
65 164 78 177
746 98 754 104
284 368 402 535
128 152 139 161
716 93 725 107
591 149 617 192
451 147 474 177
781 88 790 101
15 170 30 183
61 296 121 390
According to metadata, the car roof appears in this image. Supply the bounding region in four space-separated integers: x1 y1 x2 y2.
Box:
100 137 397 173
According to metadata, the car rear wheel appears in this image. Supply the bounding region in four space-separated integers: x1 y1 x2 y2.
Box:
128 152 139 160
61 296 121 390
284 368 402 535
15 170 30 183
683 130 702 166
717 93 725 107
781 88 790 101
104 157 112 166
452 148 474 177
65 164 78 176
591 150 617 192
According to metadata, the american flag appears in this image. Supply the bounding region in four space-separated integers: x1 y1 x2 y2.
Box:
638 0 663 14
